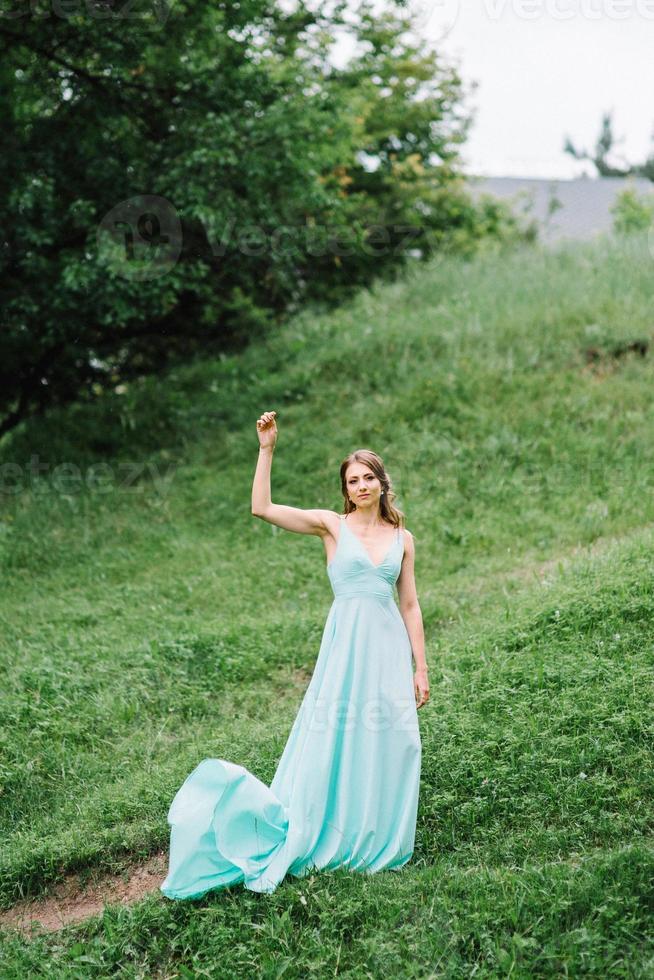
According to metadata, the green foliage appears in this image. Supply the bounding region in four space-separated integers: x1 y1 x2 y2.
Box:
610 186 654 235
0 0 534 438
564 108 654 180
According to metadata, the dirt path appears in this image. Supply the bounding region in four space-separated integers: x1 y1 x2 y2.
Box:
0 852 168 936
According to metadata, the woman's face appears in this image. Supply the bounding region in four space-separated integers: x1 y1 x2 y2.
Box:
345 463 383 507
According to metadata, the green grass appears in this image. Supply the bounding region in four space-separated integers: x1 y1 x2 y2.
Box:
1 232 654 976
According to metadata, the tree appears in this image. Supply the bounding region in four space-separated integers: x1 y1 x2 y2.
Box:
564 110 654 180
1 0 518 439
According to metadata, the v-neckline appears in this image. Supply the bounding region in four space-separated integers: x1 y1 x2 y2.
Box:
342 516 398 569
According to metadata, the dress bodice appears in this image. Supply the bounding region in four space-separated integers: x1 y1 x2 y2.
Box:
327 515 404 600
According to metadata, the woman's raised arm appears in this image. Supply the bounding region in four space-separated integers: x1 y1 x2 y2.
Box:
251 410 333 536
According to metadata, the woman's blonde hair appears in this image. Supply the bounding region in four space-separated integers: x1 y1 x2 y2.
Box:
339 449 405 528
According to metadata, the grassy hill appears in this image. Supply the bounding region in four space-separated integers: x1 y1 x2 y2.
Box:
1 233 653 976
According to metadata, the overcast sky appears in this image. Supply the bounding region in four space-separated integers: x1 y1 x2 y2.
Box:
332 1 654 179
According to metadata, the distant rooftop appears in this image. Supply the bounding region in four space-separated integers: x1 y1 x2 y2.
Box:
465 175 654 244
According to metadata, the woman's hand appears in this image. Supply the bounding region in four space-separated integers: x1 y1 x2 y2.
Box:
414 668 430 709
256 410 278 450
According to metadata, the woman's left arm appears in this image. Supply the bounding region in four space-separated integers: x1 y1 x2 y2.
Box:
396 530 429 707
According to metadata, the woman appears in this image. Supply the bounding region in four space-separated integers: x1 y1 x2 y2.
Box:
160 410 429 898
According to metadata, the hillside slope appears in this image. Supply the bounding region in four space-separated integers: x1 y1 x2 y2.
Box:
1 232 653 976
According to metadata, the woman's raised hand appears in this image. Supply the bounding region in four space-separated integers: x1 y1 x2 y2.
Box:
256 410 278 450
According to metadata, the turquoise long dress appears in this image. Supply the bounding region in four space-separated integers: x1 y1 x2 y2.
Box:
160 514 422 898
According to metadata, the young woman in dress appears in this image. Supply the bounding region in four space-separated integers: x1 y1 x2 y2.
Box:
160 410 429 898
